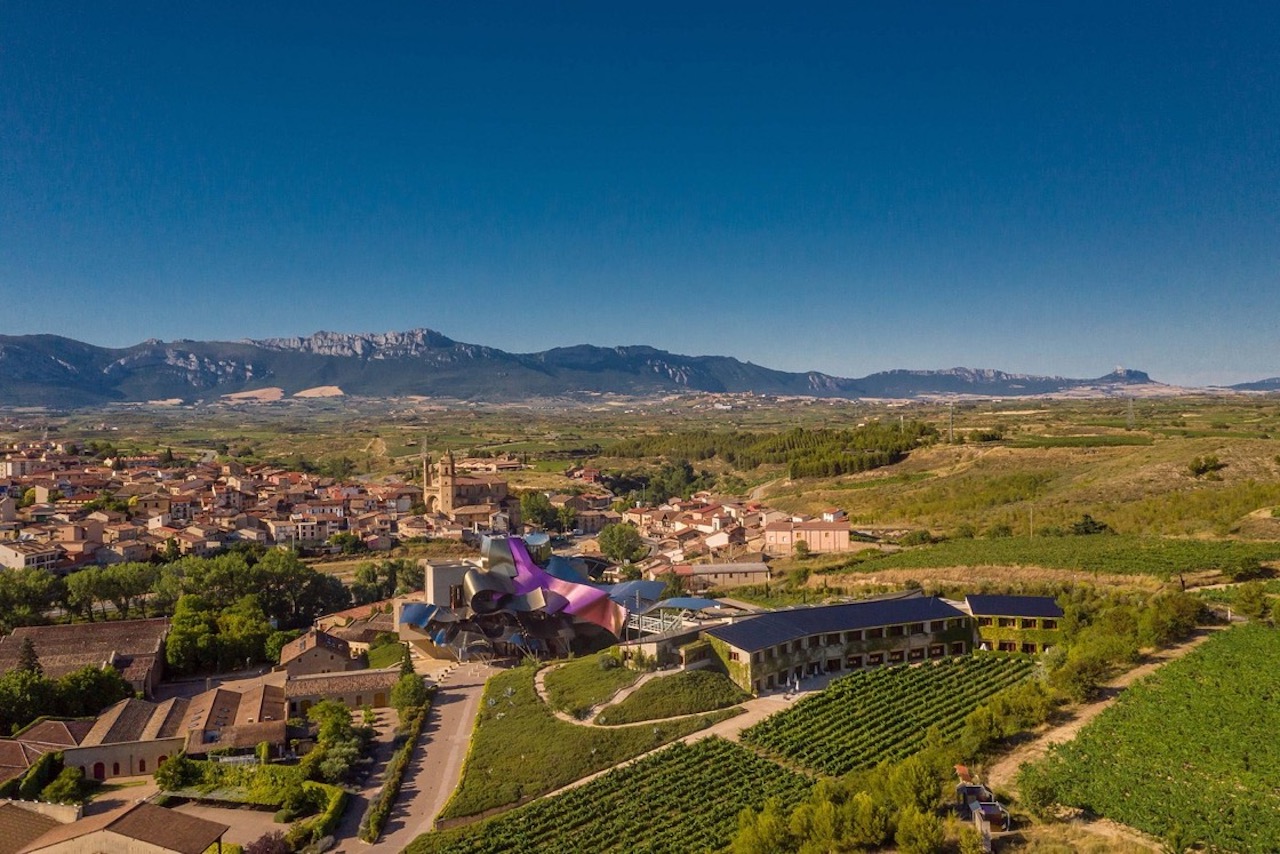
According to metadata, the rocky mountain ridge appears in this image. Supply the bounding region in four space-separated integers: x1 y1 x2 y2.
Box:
0 328 1235 408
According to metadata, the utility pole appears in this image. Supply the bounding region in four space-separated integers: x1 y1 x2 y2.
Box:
948 403 954 444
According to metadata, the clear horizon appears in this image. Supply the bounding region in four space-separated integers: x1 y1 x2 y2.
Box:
2 3 1277 386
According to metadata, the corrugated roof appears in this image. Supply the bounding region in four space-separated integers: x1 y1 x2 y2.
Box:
965 595 1064 619
704 596 966 654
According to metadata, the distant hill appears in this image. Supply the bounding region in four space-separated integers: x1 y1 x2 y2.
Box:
0 328 1172 406
1230 377 1280 392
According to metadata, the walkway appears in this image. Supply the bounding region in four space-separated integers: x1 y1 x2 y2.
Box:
359 662 497 854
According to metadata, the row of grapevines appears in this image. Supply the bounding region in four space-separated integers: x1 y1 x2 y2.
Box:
1043 625 1280 852
742 655 1034 775
406 737 812 854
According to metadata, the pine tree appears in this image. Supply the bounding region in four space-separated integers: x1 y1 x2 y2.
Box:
17 637 42 677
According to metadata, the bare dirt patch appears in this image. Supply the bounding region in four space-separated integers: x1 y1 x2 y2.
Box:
294 385 345 398
221 387 285 401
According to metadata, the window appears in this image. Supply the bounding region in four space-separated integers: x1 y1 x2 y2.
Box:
139 759 146 773
752 652 762 664
112 762 120 776
977 617 993 627
908 622 924 635
825 634 841 645
847 655 863 668
998 617 1017 628
928 644 944 658
867 653 884 666
808 636 820 648
729 651 740 662
1042 619 1058 630
1021 618 1039 629
889 650 905 663
866 627 884 639
887 625 904 637
950 641 966 655
1022 643 1037 654
998 641 1017 652
846 630 863 642
908 648 924 661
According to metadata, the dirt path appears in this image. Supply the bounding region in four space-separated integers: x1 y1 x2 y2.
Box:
986 627 1223 791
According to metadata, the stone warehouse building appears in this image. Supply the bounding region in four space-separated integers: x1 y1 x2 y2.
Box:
703 594 973 694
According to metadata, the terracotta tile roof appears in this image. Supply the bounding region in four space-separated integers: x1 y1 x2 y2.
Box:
0 619 168 682
19 802 227 854
284 669 401 698
279 629 351 666
13 719 92 748
0 803 59 854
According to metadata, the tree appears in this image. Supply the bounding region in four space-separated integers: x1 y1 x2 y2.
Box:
842 791 890 847
893 806 945 854
519 492 557 529
1234 581 1271 622
555 505 578 533
17 637 41 677
400 644 415 677
154 753 199 791
598 524 646 563
888 755 940 813
1070 514 1114 535
391 673 429 715
792 539 811 559
39 766 85 804
56 665 133 717
328 532 366 555
165 594 218 674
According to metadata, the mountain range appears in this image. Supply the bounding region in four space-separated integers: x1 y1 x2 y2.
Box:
0 329 1268 407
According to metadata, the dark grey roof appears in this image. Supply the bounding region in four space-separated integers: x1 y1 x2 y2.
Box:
704 596 966 653
965 595 1064 619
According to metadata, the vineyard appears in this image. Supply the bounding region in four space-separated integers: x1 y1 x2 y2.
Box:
742 655 1034 776
1040 625 1280 852
406 737 812 854
853 535 1280 579
438 666 731 819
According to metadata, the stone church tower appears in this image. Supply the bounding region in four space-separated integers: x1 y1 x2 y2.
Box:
437 449 457 516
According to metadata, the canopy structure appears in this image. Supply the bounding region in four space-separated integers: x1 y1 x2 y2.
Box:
640 597 726 614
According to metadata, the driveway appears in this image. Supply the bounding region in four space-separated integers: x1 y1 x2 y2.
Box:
353 662 498 853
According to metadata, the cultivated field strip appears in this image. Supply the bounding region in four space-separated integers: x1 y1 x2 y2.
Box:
406 737 812 854
742 655 1035 776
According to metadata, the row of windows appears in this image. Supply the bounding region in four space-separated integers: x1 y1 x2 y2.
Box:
755 642 969 689
976 617 1058 630
745 620 963 663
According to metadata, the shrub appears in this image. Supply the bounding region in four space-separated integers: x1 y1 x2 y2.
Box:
38 766 84 804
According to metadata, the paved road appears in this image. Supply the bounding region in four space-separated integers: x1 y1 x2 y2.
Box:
362 663 497 853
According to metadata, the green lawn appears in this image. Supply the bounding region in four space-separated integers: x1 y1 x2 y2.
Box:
596 670 748 725
367 642 406 670
541 652 640 716
439 664 734 819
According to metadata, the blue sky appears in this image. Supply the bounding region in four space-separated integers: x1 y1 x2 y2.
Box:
1 2 1277 385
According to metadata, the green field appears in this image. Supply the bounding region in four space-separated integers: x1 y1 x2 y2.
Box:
408 738 812 854
542 652 640 717
596 670 749 725
1038 625 1280 851
742 655 1034 776
439 665 734 819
